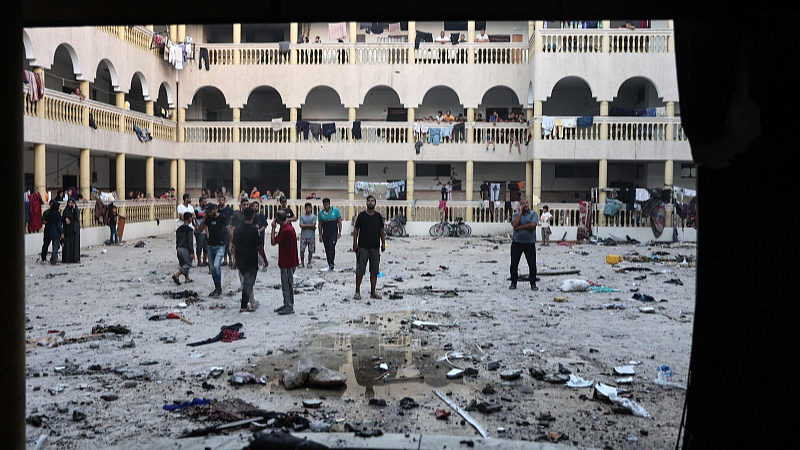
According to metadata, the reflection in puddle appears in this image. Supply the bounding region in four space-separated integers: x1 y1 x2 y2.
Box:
253 310 473 401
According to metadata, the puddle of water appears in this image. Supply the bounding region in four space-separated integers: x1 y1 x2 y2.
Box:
254 310 473 401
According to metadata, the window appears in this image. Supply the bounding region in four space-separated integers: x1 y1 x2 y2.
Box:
417 164 451 177
444 21 486 31
555 163 598 178
325 163 368 176
681 164 697 178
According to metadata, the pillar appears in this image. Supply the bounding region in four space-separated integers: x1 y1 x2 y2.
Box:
598 159 608 225
526 161 533 205
533 101 543 140
467 21 475 64
407 107 415 142
146 156 154 220
465 161 473 222
170 159 177 193
666 101 675 140
145 100 154 116
232 107 240 143
349 22 357 62
169 25 177 42
348 160 356 220
602 21 611 52
664 159 674 225
600 101 609 140
177 107 185 143
406 160 415 221
348 107 356 142
233 159 241 207
177 25 186 43
407 21 416 64
668 20 675 53
34 68 46 118
116 92 125 132
289 159 298 201
232 24 241 65
116 153 125 215
80 80 90 126
532 159 542 206
534 21 544 53
467 108 474 143
79 148 90 201
290 23 298 64
34 143 46 198
177 159 186 200
290 108 298 143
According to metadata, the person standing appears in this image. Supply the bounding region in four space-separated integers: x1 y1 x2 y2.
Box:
216 195 234 266
194 196 208 266
352 195 385 300
540 205 553 246
39 200 54 264
177 193 194 229
318 197 343 271
196 203 228 297
232 207 269 313
509 198 539 291
106 203 119 245
298 202 317 268
173 211 195 285
278 195 296 222
229 198 249 270
61 198 81 263
48 201 64 265
250 200 269 268
271 210 299 315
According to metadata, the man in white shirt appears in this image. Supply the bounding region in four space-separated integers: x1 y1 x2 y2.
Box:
475 29 490 42
177 193 195 230
539 205 553 246
434 31 449 44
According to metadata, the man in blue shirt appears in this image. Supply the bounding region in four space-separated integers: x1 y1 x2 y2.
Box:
509 198 538 291
317 197 343 271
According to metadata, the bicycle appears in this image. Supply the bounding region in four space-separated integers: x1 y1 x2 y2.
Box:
386 213 407 237
429 216 472 238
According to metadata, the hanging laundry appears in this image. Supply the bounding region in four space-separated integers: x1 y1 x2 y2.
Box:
352 121 362 140
388 23 402 35
562 117 577 128
322 123 336 141
427 127 441 145
329 22 347 41
441 126 453 140
271 118 283 131
576 116 594 129
309 123 322 140
541 116 555 136
296 120 310 140
415 31 433 49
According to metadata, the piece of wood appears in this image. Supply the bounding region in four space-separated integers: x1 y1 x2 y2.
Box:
537 269 581 276
433 389 490 438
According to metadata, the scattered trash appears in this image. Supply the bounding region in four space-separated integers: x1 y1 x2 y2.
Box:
638 306 656 314
435 408 451 420
229 372 268 385
559 279 591 292
553 296 567 303
499 369 522 381
565 374 594 388
433 389 490 438
302 399 322 408
593 383 651 418
446 368 465 379
614 365 636 375
187 323 244 347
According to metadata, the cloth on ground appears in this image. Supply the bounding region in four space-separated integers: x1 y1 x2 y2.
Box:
187 323 245 347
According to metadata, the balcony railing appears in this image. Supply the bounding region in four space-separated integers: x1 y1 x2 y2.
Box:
539 29 672 54
27 199 179 234
535 117 687 142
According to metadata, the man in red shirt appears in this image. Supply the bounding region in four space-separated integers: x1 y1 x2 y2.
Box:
270 210 299 315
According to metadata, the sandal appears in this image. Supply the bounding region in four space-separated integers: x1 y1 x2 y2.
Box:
370 292 382 300
353 293 362 300
172 275 181 285
184 279 194 283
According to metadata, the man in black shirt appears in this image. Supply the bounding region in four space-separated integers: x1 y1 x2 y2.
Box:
217 195 234 266
231 207 268 312
196 203 228 297
279 195 296 222
352 195 385 300
173 211 195 285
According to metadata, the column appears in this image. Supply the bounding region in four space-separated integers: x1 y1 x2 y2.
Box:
79 149 90 201
34 143 46 198
290 107 297 143
598 159 608 225
177 107 185 143
232 159 241 207
533 101 542 140
534 21 544 54
146 156 154 220
289 159 298 201
170 159 177 193
348 160 356 220
116 153 126 216
116 92 126 132
232 23 241 65
599 101 609 140
664 159 674 225
407 21 416 64
465 160 473 222
467 108 474 143
526 161 533 205
407 107 415 143
177 158 186 200
467 21 475 64
232 107 240 143
349 22 357 63
145 100 154 116
177 25 186 43
666 101 675 140
169 25 177 42
290 23 298 64
532 159 542 207
602 21 611 52
348 107 356 142
80 80 90 126
668 20 675 53
406 160 414 221
34 68 46 118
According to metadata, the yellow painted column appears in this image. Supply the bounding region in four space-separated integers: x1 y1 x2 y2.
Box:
80 80 90 126
533 101 543 140
467 108 474 143
177 159 186 199
406 160 415 221
465 160 473 222
407 107 415 143
170 160 177 193
348 160 356 220
664 159 674 225
145 100 153 116
232 107 240 143
290 23 298 64
177 25 186 43
169 25 177 41
407 21 416 64
600 101 609 140
534 21 544 53
467 21 475 64
668 20 675 53
116 153 126 216
526 161 533 205
34 144 46 198
34 68 46 118
146 156 155 220
666 101 675 140
177 107 185 143
79 149 90 201
602 21 611 52
116 92 126 132
290 108 298 143
233 159 241 206
289 159 298 201
533 159 542 205
233 24 241 65
348 107 356 142
349 22 357 63
598 159 608 225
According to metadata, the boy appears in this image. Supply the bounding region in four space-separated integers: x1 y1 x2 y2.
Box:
540 205 553 246
298 202 317 267
173 211 195 284
270 210 299 315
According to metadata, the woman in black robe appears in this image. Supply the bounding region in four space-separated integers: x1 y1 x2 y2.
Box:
61 197 80 263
